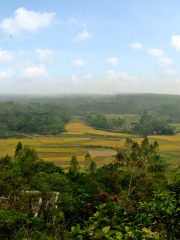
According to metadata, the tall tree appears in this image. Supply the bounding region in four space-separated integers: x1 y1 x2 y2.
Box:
89 161 97 173
14 142 23 157
69 155 79 172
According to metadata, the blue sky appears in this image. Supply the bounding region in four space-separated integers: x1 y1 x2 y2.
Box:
0 0 180 94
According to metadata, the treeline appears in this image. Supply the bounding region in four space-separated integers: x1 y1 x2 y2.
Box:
158 103 180 122
0 102 72 137
1 139 180 239
133 110 175 136
2 93 180 116
84 111 175 136
0 93 180 137
84 113 125 131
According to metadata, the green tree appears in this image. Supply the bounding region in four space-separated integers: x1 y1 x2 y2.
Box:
89 161 97 173
85 152 91 161
70 155 79 172
14 142 23 157
14 144 41 217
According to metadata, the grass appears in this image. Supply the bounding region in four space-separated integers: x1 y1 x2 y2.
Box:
35 148 76 153
38 137 89 144
43 155 97 162
81 140 125 148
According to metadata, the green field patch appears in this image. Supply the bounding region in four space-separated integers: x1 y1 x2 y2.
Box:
0 138 42 147
74 148 87 155
38 152 73 159
35 147 76 153
148 137 174 146
43 155 96 162
38 137 90 144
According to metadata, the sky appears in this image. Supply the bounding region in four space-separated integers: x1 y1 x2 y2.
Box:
0 0 180 95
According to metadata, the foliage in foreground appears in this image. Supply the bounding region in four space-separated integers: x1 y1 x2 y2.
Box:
0 138 179 239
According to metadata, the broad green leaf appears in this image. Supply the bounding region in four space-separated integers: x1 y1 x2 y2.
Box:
102 226 110 234
116 232 123 239
125 226 129 232
154 232 160 240
142 227 151 234
94 229 105 236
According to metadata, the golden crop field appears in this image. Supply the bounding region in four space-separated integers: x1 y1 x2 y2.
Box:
149 133 180 142
0 148 16 157
81 140 125 148
159 145 180 150
62 122 133 137
0 139 42 146
1 117 180 170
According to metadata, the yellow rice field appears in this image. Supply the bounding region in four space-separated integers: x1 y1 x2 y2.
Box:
62 122 133 137
0 139 42 146
149 133 180 142
159 145 180 150
81 140 125 148
1 119 180 169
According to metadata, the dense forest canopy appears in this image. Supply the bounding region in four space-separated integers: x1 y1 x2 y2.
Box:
0 101 72 137
0 93 180 120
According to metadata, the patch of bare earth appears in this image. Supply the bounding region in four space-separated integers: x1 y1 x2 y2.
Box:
88 150 117 156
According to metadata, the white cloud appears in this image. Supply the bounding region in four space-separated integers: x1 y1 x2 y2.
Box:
0 68 14 78
152 76 158 81
68 17 86 28
157 57 173 67
106 57 118 66
84 74 91 79
106 70 137 82
68 17 78 25
148 48 164 57
72 30 92 40
0 7 61 34
20 64 48 78
0 48 14 62
71 75 78 82
171 35 180 51
131 42 143 49
69 59 88 67
35 49 54 61
165 68 177 75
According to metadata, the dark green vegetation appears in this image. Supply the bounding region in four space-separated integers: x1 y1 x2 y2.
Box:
133 110 175 137
0 138 180 239
83 113 125 131
83 111 175 136
0 102 72 137
1 93 180 138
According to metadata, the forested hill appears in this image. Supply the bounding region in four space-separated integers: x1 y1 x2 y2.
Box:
1 93 180 115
